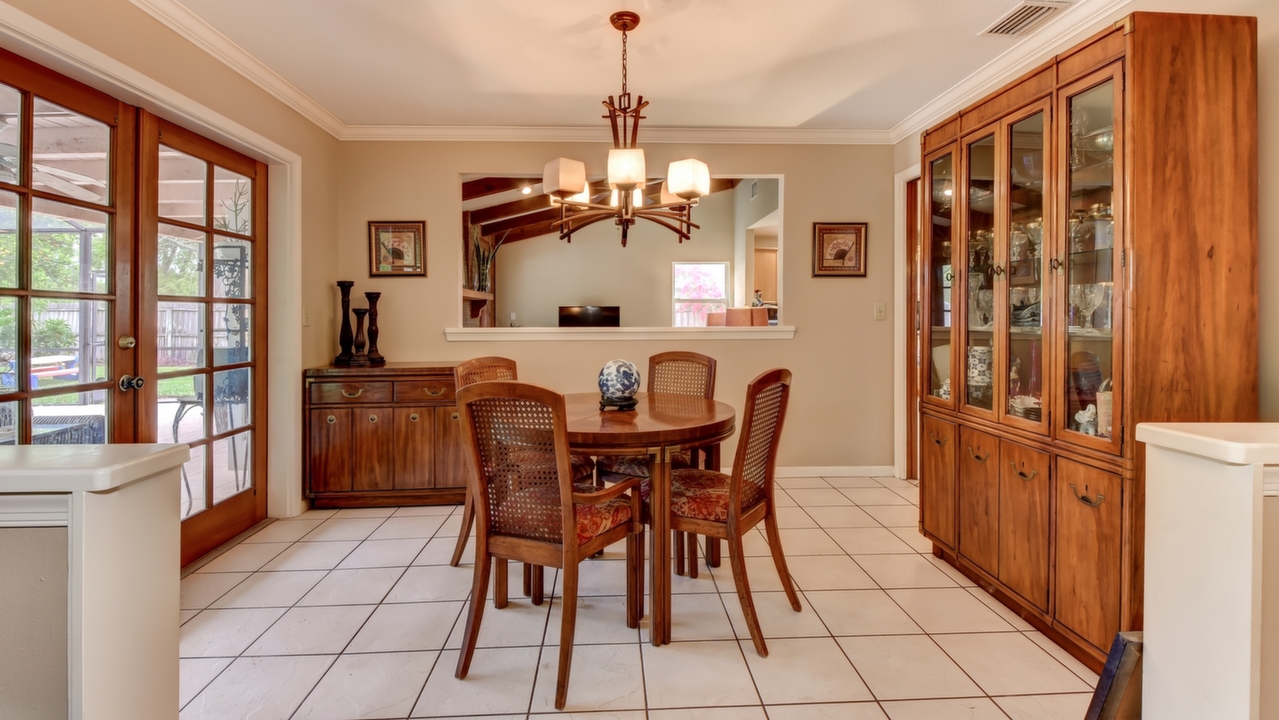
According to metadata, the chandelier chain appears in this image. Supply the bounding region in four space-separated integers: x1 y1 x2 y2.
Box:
621 28 628 96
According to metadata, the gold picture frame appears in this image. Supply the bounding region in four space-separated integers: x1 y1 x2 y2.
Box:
812 222 867 277
369 221 426 276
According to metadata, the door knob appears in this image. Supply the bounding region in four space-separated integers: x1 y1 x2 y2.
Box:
118 375 146 392
117 335 137 349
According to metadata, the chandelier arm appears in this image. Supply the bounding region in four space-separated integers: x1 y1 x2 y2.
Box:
634 213 693 241
637 209 698 223
554 212 618 236
555 200 624 213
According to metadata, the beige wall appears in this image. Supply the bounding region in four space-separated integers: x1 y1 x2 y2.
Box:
496 186 736 328
339 141 896 466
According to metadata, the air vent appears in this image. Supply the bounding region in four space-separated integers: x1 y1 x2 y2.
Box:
982 1 1071 36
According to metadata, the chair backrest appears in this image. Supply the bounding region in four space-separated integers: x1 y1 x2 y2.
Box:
648 351 717 399
728 368 792 514
455 356 518 388
456 380 575 548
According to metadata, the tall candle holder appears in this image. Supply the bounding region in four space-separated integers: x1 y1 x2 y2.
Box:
350 308 372 367
364 292 385 366
334 280 355 366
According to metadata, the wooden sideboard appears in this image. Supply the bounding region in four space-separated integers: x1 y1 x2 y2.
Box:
303 362 468 507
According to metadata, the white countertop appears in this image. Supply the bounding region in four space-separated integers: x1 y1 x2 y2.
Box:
1136 423 1279 465
0 444 190 493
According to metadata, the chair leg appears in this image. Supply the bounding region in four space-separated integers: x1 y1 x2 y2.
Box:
763 507 802 611
728 533 768 657
687 534 699 579
531 565 545 606
626 530 639 629
708 538 721 567
523 563 532 597
450 491 474 567
455 550 492 679
555 562 580 710
674 531 686 576
494 558 508 609
635 525 646 620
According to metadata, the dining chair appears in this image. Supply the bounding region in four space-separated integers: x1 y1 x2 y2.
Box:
453 380 642 710
451 356 596 605
668 368 799 656
597 351 719 575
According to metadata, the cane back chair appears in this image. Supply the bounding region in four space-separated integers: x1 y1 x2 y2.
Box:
668 368 800 656
453 380 642 710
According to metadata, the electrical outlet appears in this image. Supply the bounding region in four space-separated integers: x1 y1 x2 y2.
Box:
303 306 311 327
510 312 517 323
873 302 886 321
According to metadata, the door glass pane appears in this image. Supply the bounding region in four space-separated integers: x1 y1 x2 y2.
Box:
32 198 108 293
213 237 251 299
213 431 251 504
213 167 252 235
30 299 108 387
0 191 16 288
0 83 20 185
965 135 996 411
213 304 251 364
31 388 107 444
1065 80 1116 439
159 144 207 224
927 153 954 400
212 368 250 433
0 400 15 444
158 372 205 443
158 223 205 297
1007 112 1046 423
32 97 109 206
158 301 205 371
180 444 206 520
0 295 14 393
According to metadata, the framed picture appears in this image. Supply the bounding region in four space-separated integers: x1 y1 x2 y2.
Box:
812 222 867 277
368 221 426 276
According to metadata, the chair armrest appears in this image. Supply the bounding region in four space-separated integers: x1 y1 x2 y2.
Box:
573 476 640 506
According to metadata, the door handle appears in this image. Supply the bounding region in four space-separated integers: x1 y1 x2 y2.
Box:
423 387 446 396
1012 464 1038 481
967 447 989 462
1070 483 1104 507
929 432 947 446
118 374 145 392
341 388 363 398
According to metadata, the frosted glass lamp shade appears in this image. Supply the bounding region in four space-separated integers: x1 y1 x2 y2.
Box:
667 158 710 200
543 157 587 199
607 148 646 190
567 186 592 204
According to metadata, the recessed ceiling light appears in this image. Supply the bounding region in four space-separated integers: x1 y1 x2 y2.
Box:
521 186 532 195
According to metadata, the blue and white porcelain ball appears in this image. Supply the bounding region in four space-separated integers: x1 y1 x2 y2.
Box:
598 359 641 400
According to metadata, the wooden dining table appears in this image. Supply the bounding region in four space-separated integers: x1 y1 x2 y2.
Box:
564 391 736 646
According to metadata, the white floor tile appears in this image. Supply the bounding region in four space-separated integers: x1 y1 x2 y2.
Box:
933 633 1093 696
853 554 960 589
414 646 541 717
967 586 1035 631
783 555 877 592
179 658 231 710
293 650 438 720
181 572 249 610
825 477 885 489
301 517 386 542
386 565 477 603
347 601 464 653
368 515 448 540
924 555 977 586
880 697 1010 720
805 505 882 528
889 526 935 553
298 567 405 606
544 595 641 646
806 590 923 636
827 527 917 555
446 595 552 649
194 542 291 573
860 505 922 528
179 655 334 720
1025 631 1101 686
837 635 983 701
649 708 766 720
723 590 827 640
393 504 459 516
777 528 845 555
874 477 916 490
773 489 798 507
245 604 375 655
179 607 286 657
414 536 466 566
531 714 643 720
839 488 913 506
994 692 1094 719
740 529 772 556
887 588 1017 634
335 507 397 518
180 609 199 625
641 591 734 643
338 538 429 569
777 477 831 489
890 486 921 505
641 640 760 709
529 643 645 713
767 702 888 720
552 559 633 598
787 488 855 506
208 570 328 609
295 509 338 520
242 519 325 544
260 541 360 572
741 636 873 704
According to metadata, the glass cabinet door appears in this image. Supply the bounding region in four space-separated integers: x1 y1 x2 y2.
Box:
963 134 996 413
1004 108 1049 430
1059 71 1121 447
923 150 955 405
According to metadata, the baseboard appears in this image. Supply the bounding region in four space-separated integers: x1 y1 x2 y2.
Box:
776 466 897 478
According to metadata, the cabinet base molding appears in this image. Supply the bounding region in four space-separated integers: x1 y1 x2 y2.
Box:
311 489 465 509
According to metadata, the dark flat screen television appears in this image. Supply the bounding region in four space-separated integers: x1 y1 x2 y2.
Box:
559 305 620 327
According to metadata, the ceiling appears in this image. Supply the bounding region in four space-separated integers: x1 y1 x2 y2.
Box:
164 0 1050 136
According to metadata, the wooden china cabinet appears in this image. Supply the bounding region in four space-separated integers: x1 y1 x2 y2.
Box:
916 12 1257 670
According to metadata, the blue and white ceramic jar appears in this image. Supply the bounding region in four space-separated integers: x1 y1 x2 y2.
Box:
598 359 641 401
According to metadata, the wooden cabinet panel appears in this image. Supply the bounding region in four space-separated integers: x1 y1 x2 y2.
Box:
309 409 351 492
352 408 395 491
999 440 1051 610
394 407 434 489
310 381 393 405
1055 457 1122 650
394 379 457 404
958 426 1000 576
433 407 469 489
920 415 956 548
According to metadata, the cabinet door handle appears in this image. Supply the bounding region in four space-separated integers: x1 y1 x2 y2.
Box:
326 415 336 425
1070 483 1104 507
424 387 446 396
929 432 947 446
369 414 378 423
967 447 989 462
341 388 363 398
409 413 419 422
1012 464 1037 481
1049 257 1063 273
451 412 459 421
992 265 1006 277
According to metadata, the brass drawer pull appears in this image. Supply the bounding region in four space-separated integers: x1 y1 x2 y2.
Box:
410 413 419 422
929 432 947 446
1070 483 1104 507
369 414 378 423
326 415 336 424
341 388 363 398
1013 465 1037 481
451 412 459 421
424 387 446 396
967 447 989 462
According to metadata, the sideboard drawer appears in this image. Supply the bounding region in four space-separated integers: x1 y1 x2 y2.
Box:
394 379 456 404
310 381 393 405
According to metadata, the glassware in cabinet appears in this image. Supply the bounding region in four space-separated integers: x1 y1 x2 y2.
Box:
924 151 956 404
963 134 996 413
1004 110 1048 428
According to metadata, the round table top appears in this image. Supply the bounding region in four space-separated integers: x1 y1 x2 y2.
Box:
564 391 736 452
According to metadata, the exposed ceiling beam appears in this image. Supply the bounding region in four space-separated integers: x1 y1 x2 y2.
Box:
468 193 551 225
479 207 559 238
462 177 535 202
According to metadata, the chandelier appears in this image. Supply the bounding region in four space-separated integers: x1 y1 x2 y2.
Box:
542 11 710 247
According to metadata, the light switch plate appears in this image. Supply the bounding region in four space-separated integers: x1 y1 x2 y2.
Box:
873 302 886 321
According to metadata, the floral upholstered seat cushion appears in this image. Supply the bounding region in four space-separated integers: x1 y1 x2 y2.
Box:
596 450 693 478
571 453 596 482
669 468 731 523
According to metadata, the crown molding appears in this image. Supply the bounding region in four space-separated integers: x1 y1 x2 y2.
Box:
129 0 346 138
888 0 1134 144
343 124 892 144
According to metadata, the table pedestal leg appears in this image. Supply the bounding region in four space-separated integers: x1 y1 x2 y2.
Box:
706 443 722 568
650 446 672 645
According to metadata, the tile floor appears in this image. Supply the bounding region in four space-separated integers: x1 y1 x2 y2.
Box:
178 475 1099 720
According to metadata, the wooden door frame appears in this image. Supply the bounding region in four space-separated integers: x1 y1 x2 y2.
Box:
904 177 920 480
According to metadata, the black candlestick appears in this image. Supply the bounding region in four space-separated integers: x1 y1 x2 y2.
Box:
334 281 355 366
350 308 371 367
364 292 385 366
